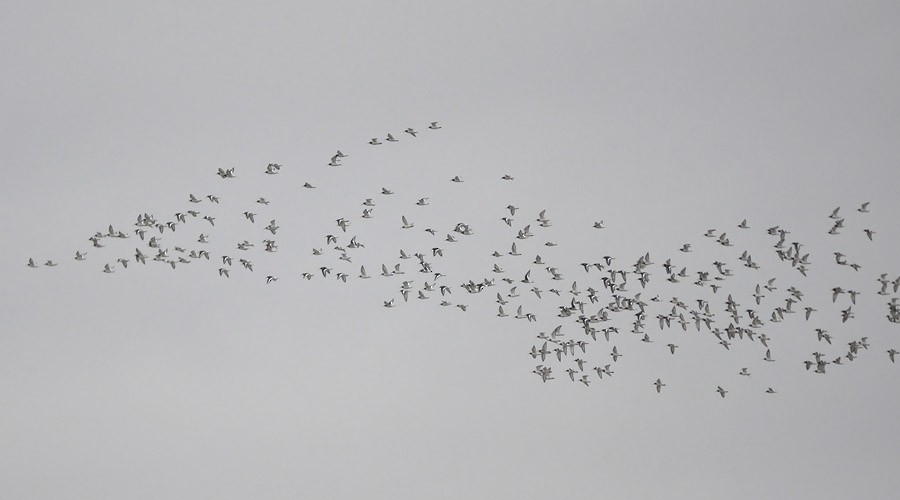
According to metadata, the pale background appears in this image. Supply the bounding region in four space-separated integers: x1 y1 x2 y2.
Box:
2 2 899 499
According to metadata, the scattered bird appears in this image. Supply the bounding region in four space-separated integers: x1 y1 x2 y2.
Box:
25 121 899 401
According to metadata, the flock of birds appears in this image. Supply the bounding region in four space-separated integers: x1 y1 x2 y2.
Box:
25 121 899 397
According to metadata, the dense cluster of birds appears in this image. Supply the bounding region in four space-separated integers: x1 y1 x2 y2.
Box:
25 121 899 397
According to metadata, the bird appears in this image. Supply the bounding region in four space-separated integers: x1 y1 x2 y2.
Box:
266 275 278 284
216 167 236 178
428 122 441 130
716 386 728 398
611 346 622 362
654 378 666 393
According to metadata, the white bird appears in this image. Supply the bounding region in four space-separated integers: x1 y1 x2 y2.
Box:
401 215 414 229
428 122 441 129
369 138 382 145
716 386 728 398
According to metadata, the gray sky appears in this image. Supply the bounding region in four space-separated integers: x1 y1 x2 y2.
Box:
2 2 900 499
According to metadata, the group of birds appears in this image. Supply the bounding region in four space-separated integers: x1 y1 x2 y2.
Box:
25 121 899 398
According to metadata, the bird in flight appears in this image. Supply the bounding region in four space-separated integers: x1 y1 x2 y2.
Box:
654 378 666 393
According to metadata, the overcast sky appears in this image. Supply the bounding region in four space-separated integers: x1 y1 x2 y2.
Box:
2 2 900 499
